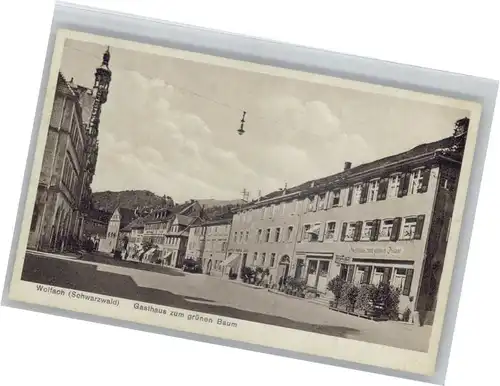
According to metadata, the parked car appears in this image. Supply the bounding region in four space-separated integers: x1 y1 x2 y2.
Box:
182 259 202 273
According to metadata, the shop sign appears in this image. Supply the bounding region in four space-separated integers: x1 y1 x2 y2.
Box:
334 255 352 264
348 245 404 257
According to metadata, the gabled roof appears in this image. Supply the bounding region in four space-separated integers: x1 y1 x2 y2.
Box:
56 73 77 97
121 217 145 232
142 200 201 224
175 214 198 227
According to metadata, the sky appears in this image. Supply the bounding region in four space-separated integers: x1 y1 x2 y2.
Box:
59 39 469 202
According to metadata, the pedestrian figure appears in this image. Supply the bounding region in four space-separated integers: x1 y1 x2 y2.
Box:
279 276 283 291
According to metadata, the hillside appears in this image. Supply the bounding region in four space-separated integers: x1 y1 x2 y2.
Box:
91 190 166 213
91 190 244 214
197 198 245 208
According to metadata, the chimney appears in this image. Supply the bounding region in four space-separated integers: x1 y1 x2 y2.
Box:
344 161 352 171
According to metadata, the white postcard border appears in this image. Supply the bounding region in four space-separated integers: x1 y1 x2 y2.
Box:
7 28 483 377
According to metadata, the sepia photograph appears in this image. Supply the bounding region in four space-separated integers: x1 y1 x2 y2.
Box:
6 29 482 375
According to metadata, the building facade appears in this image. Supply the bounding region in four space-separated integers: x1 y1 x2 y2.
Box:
228 119 468 325
135 201 203 267
98 207 135 254
27 48 111 252
186 225 206 261
186 219 232 275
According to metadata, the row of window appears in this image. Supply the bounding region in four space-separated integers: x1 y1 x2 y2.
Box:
70 116 84 162
61 153 79 198
233 167 433 225
194 225 230 236
338 264 414 296
107 232 117 238
250 251 277 268
303 215 426 243
232 214 425 246
144 224 182 233
205 241 228 254
142 236 180 245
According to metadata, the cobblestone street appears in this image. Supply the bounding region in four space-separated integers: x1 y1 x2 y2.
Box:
22 251 431 352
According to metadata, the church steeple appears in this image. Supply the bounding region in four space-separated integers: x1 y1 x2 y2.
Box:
89 47 112 138
85 47 112 185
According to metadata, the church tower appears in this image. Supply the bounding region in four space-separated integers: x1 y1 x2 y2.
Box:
86 47 112 182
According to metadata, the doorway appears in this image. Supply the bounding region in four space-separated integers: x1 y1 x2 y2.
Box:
278 255 290 282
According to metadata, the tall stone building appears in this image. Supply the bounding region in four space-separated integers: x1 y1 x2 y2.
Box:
27 48 111 252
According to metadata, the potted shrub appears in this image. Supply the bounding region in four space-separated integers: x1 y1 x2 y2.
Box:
375 282 401 320
355 284 378 315
327 276 345 309
339 283 359 313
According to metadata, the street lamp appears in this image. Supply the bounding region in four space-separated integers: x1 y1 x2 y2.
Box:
237 111 246 135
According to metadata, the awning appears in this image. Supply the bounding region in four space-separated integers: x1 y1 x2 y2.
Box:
143 248 156 258
220 253 241 268
306 224 321 235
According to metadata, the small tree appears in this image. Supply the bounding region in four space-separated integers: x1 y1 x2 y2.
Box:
355 284 378 313
340 283 359 312
327 276 345 308
347 285 359 312
376 282 401 320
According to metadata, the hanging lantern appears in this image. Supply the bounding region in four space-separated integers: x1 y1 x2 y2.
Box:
237 111 246 135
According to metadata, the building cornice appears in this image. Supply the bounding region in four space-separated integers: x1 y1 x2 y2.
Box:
237 149 462 212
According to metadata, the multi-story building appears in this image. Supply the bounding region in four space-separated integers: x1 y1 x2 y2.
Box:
139 201 203 267
196 218 232 275
122 218 145 259
27 48 111 252
186 225 206 261
228 118 468 325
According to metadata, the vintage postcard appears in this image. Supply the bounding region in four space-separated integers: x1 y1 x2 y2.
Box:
6 29 482 375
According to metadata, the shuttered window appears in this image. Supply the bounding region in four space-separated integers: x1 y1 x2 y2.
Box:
377 178 388 201
353 221 363 241
403 269 414 296
359 182 369 204
340 222 348 241
414 214 426 240
417 168 431 193
370 219 381 241
390 217 402 241
347 186 354 206
398 172 411 197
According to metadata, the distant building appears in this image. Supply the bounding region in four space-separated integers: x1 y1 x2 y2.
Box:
186 218 232 275
137 201 203 267
98 207 136 254
186 225 206 261
121 217 145 259
228 119 468 325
